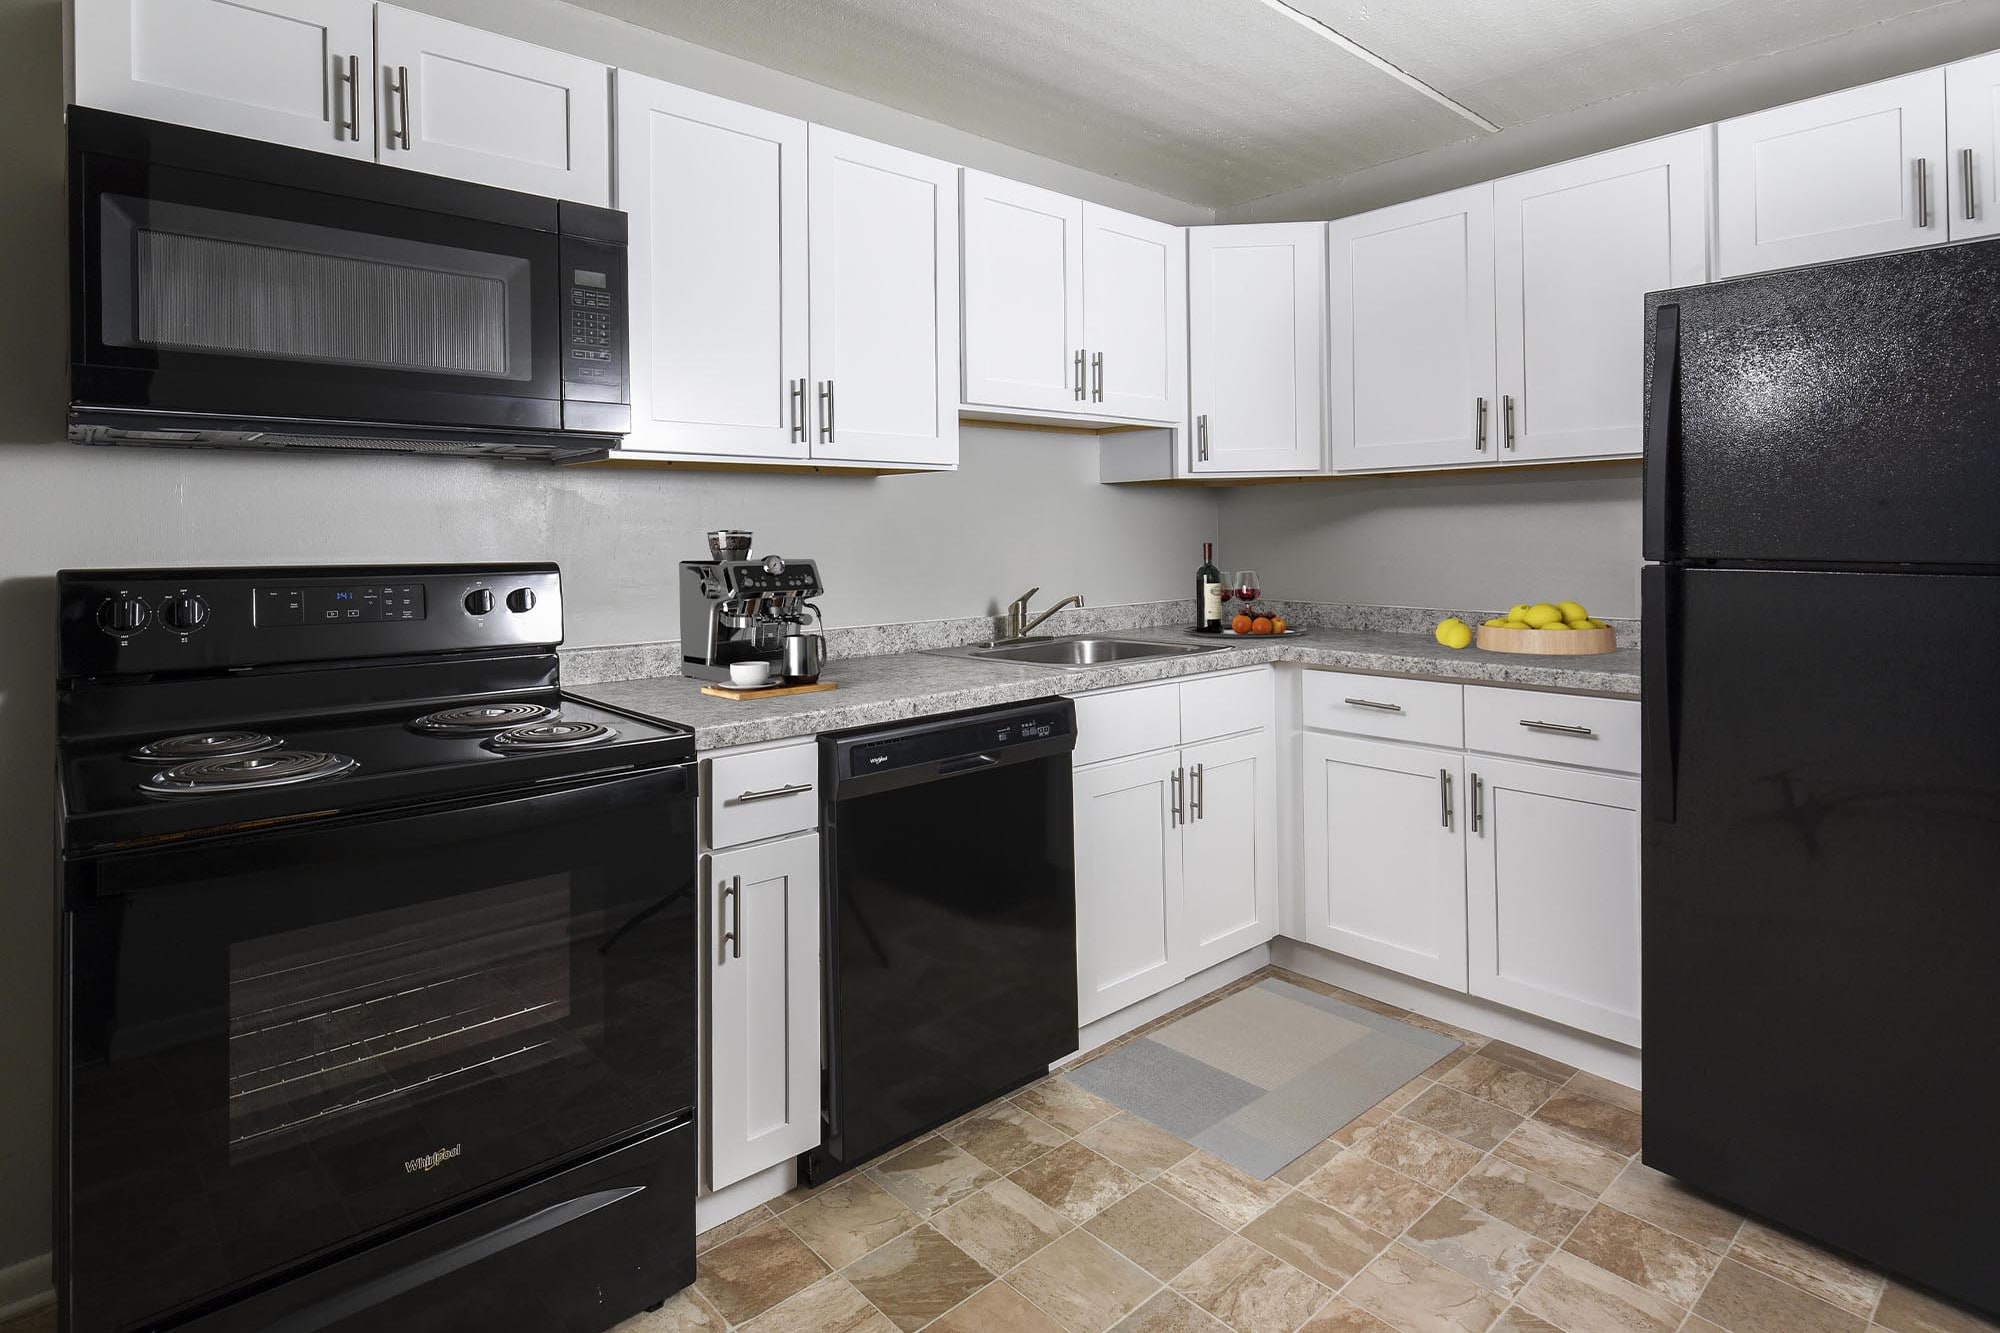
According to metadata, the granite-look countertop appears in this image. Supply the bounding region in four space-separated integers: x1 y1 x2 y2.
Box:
571 624 1639 751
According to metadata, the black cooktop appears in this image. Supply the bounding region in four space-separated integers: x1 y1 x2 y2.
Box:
60 692 693 852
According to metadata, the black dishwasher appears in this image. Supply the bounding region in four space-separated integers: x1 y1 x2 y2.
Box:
804 699 1078 1183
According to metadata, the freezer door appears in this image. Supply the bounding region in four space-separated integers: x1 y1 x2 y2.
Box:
1643 566 2000 1313
1643 240 2000 565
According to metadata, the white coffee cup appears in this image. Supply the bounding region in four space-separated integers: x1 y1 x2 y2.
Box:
729 661 773 688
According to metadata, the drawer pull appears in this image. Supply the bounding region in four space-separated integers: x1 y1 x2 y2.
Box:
1343 697 1404 713
732 782 812 804
1520 719 1594 737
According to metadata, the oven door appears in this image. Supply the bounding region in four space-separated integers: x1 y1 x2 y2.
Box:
59 765 696 1333
70 145 566 434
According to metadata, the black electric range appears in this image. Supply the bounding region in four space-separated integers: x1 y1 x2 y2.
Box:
54 564 699 1333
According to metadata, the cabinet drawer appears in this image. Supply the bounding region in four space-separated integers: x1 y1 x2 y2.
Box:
1463 686 1640 773
1302 671 1463 748
1179 668 1271 744
706 742 819 848
1071 682 1180 767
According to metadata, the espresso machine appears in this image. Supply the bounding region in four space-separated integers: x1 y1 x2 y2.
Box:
679 530 826 684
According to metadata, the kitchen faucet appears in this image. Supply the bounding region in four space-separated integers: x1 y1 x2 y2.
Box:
1005 587 1085 641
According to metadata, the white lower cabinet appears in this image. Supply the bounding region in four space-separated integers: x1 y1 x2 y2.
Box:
1072 671 1277 1024
1466 758 1641 1046
1300 673 1642 1045
705 829 821 1190
1301 735 1468 989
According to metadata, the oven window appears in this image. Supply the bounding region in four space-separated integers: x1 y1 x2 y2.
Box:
226 877 578 1159
100 195 534 379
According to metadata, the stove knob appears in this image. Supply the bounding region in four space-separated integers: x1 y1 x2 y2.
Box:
506 587 537 613
98 595 151 636
163 595 210 631
464 588 496 615
761 556 787 575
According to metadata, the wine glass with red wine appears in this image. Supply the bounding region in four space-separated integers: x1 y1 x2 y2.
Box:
1233 570 1262 615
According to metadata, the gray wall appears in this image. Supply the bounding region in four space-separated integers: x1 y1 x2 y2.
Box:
1216 466 1643 618
0 0 1214 1281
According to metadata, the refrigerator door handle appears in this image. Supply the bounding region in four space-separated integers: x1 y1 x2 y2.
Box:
1643 303 1681 562
1642 563 1678 823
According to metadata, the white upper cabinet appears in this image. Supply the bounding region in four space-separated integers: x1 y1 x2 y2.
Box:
1466 758 1641 1046
1494 131 1709 463
616 75 808 460
961 172 1086 414
807 128 959 467
375 6 610 204
1947 51 2000 241
1715 69 1947 276
1080 204 1187 422
1328 185 1496 474
72 0 376 157
1187 223 1327 474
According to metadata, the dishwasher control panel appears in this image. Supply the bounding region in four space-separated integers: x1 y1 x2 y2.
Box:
828 699 1076 786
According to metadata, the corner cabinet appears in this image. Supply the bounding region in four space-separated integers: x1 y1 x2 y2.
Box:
1071 670 1277 1025
1715 68 1948 276
615 79 958 468
960 172 1184 425
1299 670 1642 1046
72 0 612 203
1186 223 1327 475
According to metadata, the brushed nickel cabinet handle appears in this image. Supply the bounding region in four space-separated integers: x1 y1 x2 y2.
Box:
718 869 741 962
1502 394 1516 451
1439 769 1453 830
387 64 412 149
1474 396 1488 451
334 54 359 140
789 377 806 442
1091 350 1103 402
1197 413 1209 462
1915 158 1931 229
1520 719 1595 737
1343 697 1403 712
1964 148 1977 222
1189 762 1204 820
1074 349 1086 400
1471 771 1484 834
818 381 834 443
733 782 811 804
1170 766 1184 826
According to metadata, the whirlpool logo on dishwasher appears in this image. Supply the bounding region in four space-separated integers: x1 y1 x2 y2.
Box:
404 1144 463 1174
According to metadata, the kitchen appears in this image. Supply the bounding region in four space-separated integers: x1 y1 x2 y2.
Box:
3 0 1998 1331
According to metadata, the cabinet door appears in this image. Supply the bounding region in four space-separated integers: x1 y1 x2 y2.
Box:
1466 758 1640 1045
1329 185 1496 473
616 75 808 460
707 833 821 1189
961 172 1084 413
1074 754 1186 1025
807 128 959 467
1495 132 1709 463
1715 69 1946 276
1179 731 1277 974
1081 204 1186 422
375 5 611 204
72 0 374 157
1301 734 1467 990
1187 223 1326 474
1947 51 2000 241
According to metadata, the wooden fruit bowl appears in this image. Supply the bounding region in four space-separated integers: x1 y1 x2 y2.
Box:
1475 624 1618 656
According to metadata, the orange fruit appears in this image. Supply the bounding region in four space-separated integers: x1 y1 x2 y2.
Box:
1251 616 1274 635
1271 617 1287 634
1231 614 1252 634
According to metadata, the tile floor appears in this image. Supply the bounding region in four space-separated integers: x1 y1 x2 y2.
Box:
3 966 1992 1333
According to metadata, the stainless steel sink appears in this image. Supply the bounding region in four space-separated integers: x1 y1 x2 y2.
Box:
934 635 1227 669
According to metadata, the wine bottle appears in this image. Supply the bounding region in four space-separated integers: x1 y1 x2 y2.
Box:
1196 542 1223 632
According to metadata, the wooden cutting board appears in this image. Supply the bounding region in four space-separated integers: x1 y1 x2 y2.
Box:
699 680 838 701
1474 625 1618 655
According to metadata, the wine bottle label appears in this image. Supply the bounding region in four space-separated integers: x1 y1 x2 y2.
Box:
1202 584 1223 621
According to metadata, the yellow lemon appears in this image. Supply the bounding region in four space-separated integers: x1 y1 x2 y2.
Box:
1522 603 1564 628
1565 619 1594 630
1482 618 1511 628
1506 603 1532 623
1435 618 1472 650
1557 600 1589 621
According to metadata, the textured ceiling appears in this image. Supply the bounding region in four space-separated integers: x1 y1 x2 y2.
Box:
569 0 1963 207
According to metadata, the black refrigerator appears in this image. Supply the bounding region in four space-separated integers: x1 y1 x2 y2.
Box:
1642 240 2000 1317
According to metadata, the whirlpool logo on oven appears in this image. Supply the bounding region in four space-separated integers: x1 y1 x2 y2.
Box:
404 1144 463 1174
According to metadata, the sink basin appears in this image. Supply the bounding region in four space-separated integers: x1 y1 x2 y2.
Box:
936 635 1228 668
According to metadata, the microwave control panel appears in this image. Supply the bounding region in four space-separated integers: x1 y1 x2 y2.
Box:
560 235 626 401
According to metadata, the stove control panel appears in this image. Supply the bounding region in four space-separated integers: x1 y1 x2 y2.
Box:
58 565 563 679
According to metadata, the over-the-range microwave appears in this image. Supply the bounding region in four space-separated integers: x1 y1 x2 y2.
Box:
67 107 628 463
